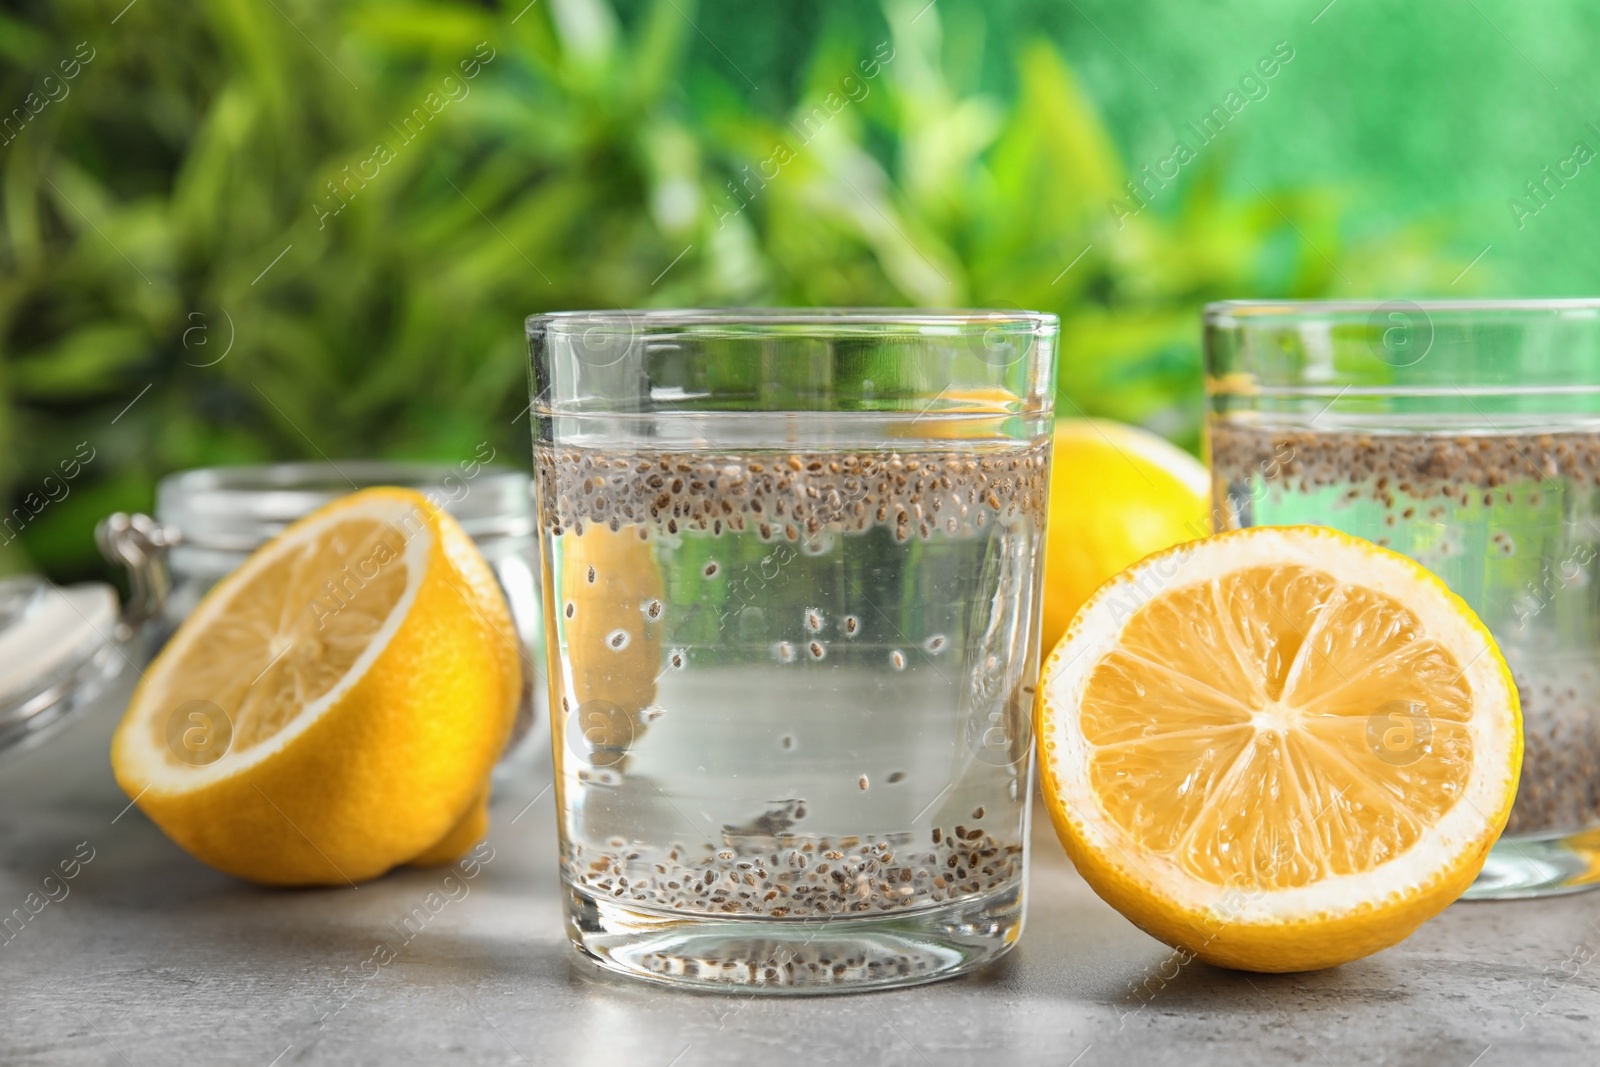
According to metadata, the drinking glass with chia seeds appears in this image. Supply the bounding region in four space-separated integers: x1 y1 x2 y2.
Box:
1206 299 1600 899
528 308 1056 990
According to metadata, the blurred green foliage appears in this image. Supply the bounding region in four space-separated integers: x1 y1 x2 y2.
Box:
0 0 1460 581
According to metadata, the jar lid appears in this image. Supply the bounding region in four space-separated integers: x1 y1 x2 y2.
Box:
0 576 124 759
155 461 533 553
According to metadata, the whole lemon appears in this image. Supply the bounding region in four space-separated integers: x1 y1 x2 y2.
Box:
1040 418 1210 655
554 524 665 757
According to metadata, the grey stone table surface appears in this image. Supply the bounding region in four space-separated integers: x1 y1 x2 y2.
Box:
2 675 1597 1067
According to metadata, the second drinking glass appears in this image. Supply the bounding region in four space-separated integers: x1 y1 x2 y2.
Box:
528 308 1057 991
1206 299 1600 899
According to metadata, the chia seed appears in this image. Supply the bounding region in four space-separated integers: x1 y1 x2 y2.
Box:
565 826 1023 918
535 443 1050 541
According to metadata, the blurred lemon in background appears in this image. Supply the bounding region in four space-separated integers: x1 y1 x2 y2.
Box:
555 525 665 757
1041 419 1210 653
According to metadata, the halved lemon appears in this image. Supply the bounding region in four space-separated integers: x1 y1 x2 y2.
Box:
111 488 521 886
1037 525 1521 971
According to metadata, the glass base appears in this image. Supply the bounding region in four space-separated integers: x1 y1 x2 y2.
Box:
1463 830 1600 899
565 880 1023 993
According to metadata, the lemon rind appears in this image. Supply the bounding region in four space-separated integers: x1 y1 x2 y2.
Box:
1066 418 1211 499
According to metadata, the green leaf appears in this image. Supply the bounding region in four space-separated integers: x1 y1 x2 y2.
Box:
10 324 149 397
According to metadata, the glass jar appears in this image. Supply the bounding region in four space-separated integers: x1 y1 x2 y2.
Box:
0 576 123 763
1205 298 1600 898
529 308 1057 991
98 460 545 765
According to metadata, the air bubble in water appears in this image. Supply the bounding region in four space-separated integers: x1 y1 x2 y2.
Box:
802 534 834 556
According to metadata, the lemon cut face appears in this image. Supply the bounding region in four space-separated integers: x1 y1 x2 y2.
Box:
156 515 414 764
112 488 520 886
1038 526 1520 971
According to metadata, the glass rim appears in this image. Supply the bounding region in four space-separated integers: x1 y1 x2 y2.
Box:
527 306 1059 333
1204 297 1600 326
